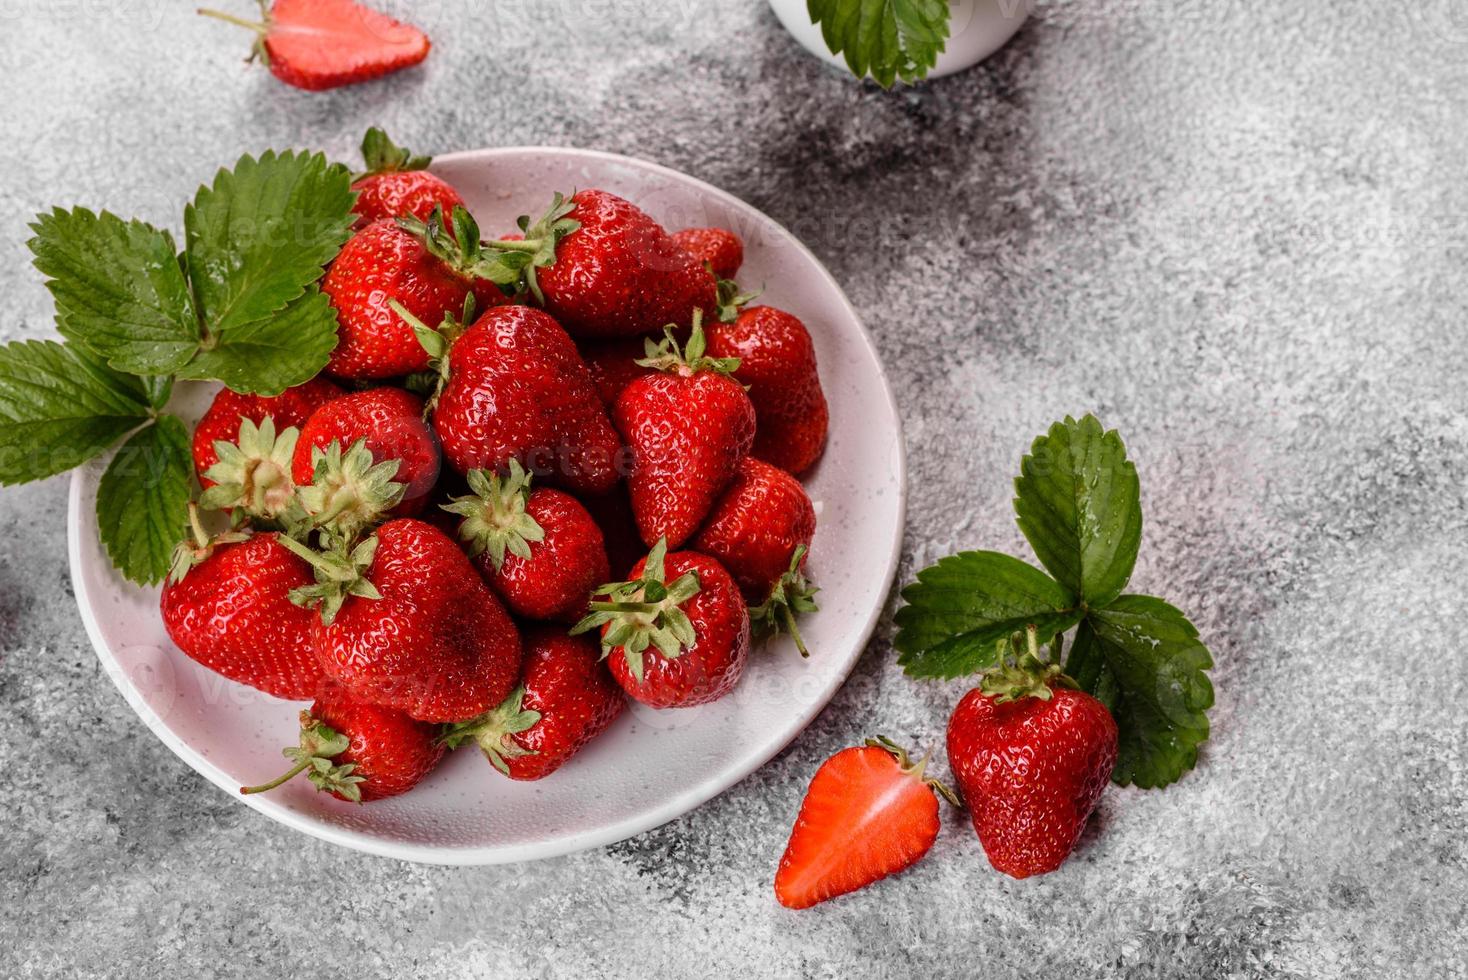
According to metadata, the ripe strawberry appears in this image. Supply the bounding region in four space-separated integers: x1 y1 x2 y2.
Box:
161 508 324 700
282 518 522 723
775 738 958 910
573 540 749 708
350 127 465 230
199 0 430 92
671 227 744 280
506 189 717 338
322 213 504 380
441 627 624 780
191 377 341 490
579 336 654 409
947 650 1119 879
422 303 622 495
442 461 610 622
693 457 818 656
706 305 828 474
293 387 439 522
614 316 755 548
240 689 444 802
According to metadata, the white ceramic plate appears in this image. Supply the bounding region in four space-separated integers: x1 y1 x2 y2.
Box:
68 147 906 865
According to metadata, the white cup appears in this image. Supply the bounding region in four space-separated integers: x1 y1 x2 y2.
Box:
768 0 1030 82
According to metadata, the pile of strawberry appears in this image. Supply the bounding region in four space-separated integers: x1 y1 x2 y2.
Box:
164 130 830 802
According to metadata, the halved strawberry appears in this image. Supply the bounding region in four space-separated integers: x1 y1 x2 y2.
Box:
775 738 958 909
199 0 431 92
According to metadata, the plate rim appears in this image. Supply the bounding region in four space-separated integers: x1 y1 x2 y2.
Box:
67 144 908 866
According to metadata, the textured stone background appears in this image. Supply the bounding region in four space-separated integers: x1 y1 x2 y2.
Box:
2 0 1467 977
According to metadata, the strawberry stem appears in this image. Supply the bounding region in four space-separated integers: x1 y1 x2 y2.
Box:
780 604 810 659
186 501 210 550
485 239 541 252
196 8 267 33
240 756 312 795
240 712 365 802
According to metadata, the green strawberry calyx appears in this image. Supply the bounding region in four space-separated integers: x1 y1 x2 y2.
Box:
749 545 819 658
866 735 963 808
636 310 740 378
713 275 761 324
239 710 366 803
166 502 250 585
397 205 514 287
570 538 702 684
199 415 302 524
357 126 431 179
481 191 581 304
395 294 475 412
439 461 546 573
438 685 541 776
979 625 1080 704
295 438 405 544
278 533 382 627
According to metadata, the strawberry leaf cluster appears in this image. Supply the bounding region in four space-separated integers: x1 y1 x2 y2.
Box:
893 415 1215 789
0 151 356 585
806 0 952 88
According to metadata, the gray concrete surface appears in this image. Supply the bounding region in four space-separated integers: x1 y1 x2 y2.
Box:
3 0 1467 977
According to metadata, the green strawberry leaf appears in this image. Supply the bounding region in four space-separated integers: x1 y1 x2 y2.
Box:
174 287 338 395
806 0 951 88
894 551 1082 679
142 375 175 411
27 208 201 375
359 126 431 175
183 149 354 342
0 340 153 485
1066 596 1215 789
96 414 192 586
1014 414 1142 608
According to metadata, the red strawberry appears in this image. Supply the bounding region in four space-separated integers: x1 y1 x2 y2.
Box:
573 540 749 708
775 738 958 909
282 518 522 723
322 213 504 380
671 227 744 280
579 336 655 409
947 650 1119 879
240 689 444 802
290 384 437 528
706 305 828 474
423 303 622 495
693 457 819 656
441 628 624 780
199 0 430 92
614 316 755 548
191 377 341 491
442 461 610 622
350 127 465 230
161 508 324 700
506 190 717 338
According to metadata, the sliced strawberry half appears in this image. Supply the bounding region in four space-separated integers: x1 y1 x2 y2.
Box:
775 737 959 909
200 0 431 92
